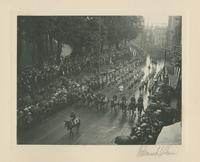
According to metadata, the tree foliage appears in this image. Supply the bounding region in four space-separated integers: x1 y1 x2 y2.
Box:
18 16 144 68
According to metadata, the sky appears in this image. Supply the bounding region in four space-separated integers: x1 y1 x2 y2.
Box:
143 15 169 27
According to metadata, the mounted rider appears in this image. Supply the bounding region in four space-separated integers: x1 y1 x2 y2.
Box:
120 96 127 116
128 96 136 118
70 112 79 126
102 94 109 109
111 95 118 112
137 95 144 117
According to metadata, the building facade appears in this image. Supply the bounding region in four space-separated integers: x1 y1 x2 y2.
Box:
166 16 182 50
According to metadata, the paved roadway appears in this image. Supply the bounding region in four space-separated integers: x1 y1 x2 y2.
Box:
18 56 164 145
18 103 139 144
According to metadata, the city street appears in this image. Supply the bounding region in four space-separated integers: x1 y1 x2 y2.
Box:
18 56 164 144
17 16 182 145
19 102 135 144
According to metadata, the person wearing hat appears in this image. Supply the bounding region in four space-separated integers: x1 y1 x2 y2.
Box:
128 96 136 119
120 96 127 117
70 112 76 125
111 95 117 113
137 95 144 118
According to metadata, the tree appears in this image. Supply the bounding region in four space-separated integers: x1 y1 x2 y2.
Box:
104 16 144 49
17 16 144 68
18 16 51 68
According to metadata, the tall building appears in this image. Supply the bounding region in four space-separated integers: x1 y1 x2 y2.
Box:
166 16 182 50
166 16 182 91
136 25 167 48
152 26 167 47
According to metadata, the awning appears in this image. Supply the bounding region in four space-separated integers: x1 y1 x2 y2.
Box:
156 122 181 145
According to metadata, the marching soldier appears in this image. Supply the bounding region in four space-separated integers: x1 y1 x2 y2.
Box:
137 95 144 118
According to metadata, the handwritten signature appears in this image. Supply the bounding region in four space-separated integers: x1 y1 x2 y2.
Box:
137 145 176 157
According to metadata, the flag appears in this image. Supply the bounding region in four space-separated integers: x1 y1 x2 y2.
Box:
168 66 181 89
166 65 174 75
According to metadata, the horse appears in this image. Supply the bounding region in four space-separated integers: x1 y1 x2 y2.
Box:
119 101 128 118
101 96 109 110
64 117 81 136
86 93 94 108
110 99 118 113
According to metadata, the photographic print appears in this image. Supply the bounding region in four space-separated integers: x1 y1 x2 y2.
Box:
17 16 182 145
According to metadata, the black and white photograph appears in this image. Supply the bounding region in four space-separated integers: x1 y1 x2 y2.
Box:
17 16 182 145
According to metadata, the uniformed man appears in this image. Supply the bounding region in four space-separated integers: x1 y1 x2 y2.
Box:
137 95 144 118
128 96 136 119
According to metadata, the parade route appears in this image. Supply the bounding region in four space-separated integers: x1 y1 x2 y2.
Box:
18 56 166 144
